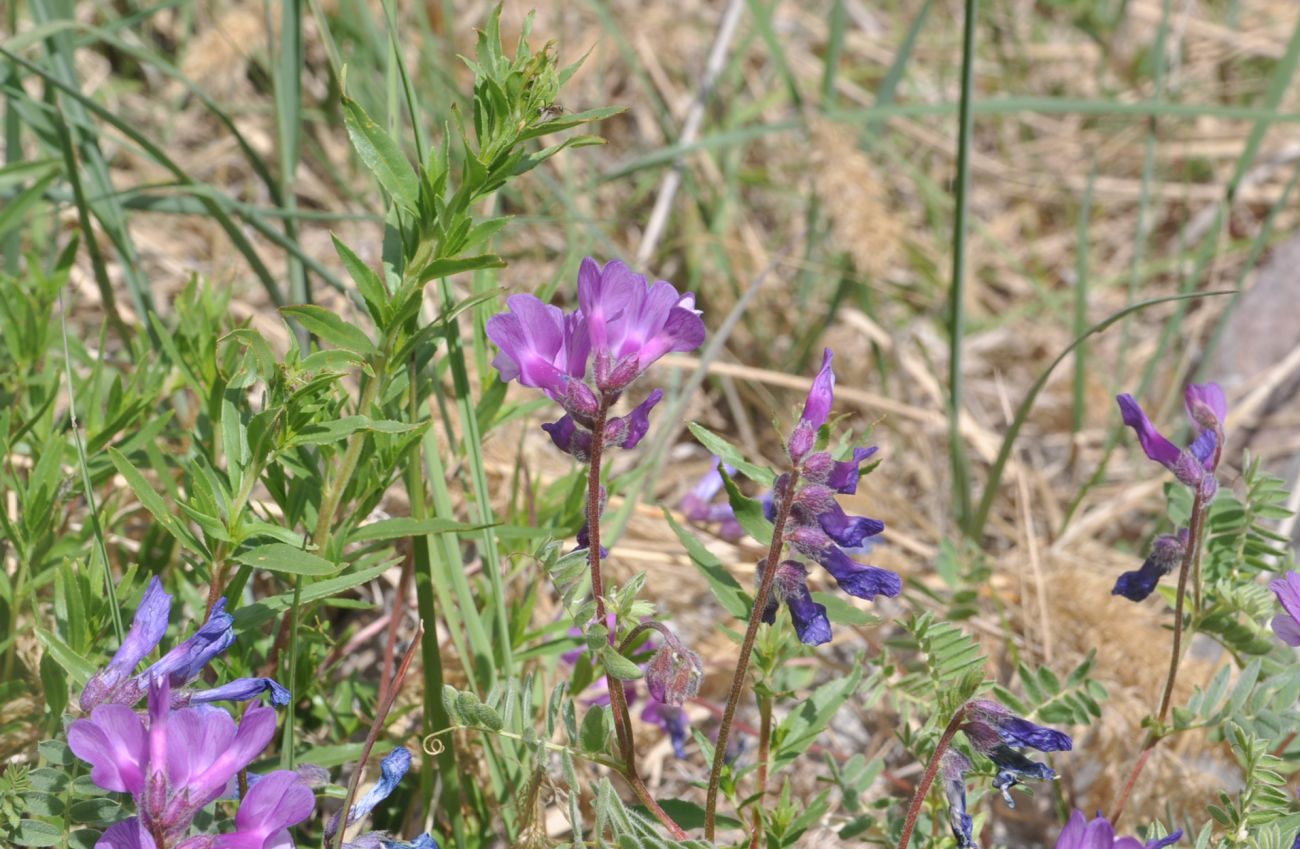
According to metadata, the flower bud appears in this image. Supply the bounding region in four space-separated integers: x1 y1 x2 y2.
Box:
645 641 703 707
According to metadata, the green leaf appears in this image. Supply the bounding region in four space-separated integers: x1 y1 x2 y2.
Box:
812 592 879 627
598 645 644 681
579 705 610 754
108 447 207 556
14 821 62 848
287 416 425 447
720 467 772 546
35 627 96 686
642 798 743 831
662 509 751 620
686 422 777 486
233 543 338 576
416 253 506 283
280 305 375 356
332 234 389 325
342 94 419 212
348 516 488 543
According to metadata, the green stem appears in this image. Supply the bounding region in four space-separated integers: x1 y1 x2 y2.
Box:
704 470 800 841
950 0 978 532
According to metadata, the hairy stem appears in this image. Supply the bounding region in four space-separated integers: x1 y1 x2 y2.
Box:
749 692 774 849
1110 484 1208 824
704 470 800 841
897 707 969 849
585 400 685 840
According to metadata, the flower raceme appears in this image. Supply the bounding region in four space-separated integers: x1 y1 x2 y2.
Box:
935 701 1072 848
757 350 897 645
69 679 284 846
81 577 289 712
486 257 705 459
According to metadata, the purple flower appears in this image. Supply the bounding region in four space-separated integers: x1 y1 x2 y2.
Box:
1270 572 1300 646
576 257 706 392
189 770 315 849
680 461 744 541
1053 811 1181 849
69 679 277 843
487 257 704 460
95 819 156 849
760 560 832 646
328 748 439 849
1117 382 1225 495
642 702 691 759
940 750 976 849
1113 530 1189 603
327 748 412 838
644 638 703 707
960 700 1071 808
81 579 286 712
788 350 835 463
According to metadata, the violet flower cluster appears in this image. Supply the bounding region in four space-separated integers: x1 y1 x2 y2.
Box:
487 257 705 460
941 699 1073 848
68 579 308 849
760 350 896 645
1271 572 1300 647
81 578 289 711
1113 383 1226 602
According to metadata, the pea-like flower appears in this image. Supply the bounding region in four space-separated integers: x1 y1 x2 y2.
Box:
1270 572 1300 646
328 747 439 849
756 350 895 645
1052 811 1181 849
680 460 744 542
69 679 278 844
174 770 317 849
940 749 976 849
960 700 1071 807
1117 382 1225 497
759 560 832 646
80 577 289 712
1113 530 1189 602
486 257 704 458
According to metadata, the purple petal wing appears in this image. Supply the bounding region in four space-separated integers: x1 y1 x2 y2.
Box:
815 501 885 548
1272 612 1300 647
1184 382 1227 427
67 705 148 794
798 349 836 431
1116 394 1181 468
814 546 901 600
826 446 879 494
96 818 157 849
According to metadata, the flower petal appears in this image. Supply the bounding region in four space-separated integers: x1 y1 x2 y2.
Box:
815 500 884 548
814 546 901 600
189 678 291 707
96 818 157 849
1184 382 1227 428
1116 394 1181 468
68 705 148 794
799 349 836 431
825 447 878 494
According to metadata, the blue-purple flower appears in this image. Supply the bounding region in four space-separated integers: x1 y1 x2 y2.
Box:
755 350 895 645
680 461 744 542
1113 530 1189 603
940 749 976 849
760 560 832 646
324 747 438 849
1270 572 1300 646
1117 382 1225 497
69 679 279 844
960 700 1071 807
487 257 704 459
80 577 288 712
1053 811 1181 849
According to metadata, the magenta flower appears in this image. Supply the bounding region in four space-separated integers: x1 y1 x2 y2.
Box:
487 257 704 460
1117 382 1225 496
172 770 315 849
81 577 288 711
1113 530 1189 603
1270 572 1300 646
69 679 277 843
1053 811 1181 849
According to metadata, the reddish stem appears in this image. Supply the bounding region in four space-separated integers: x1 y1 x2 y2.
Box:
704 470 800 841
897 706 969 849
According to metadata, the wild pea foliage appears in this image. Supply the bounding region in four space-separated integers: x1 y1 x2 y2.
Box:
5 8 1300 849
